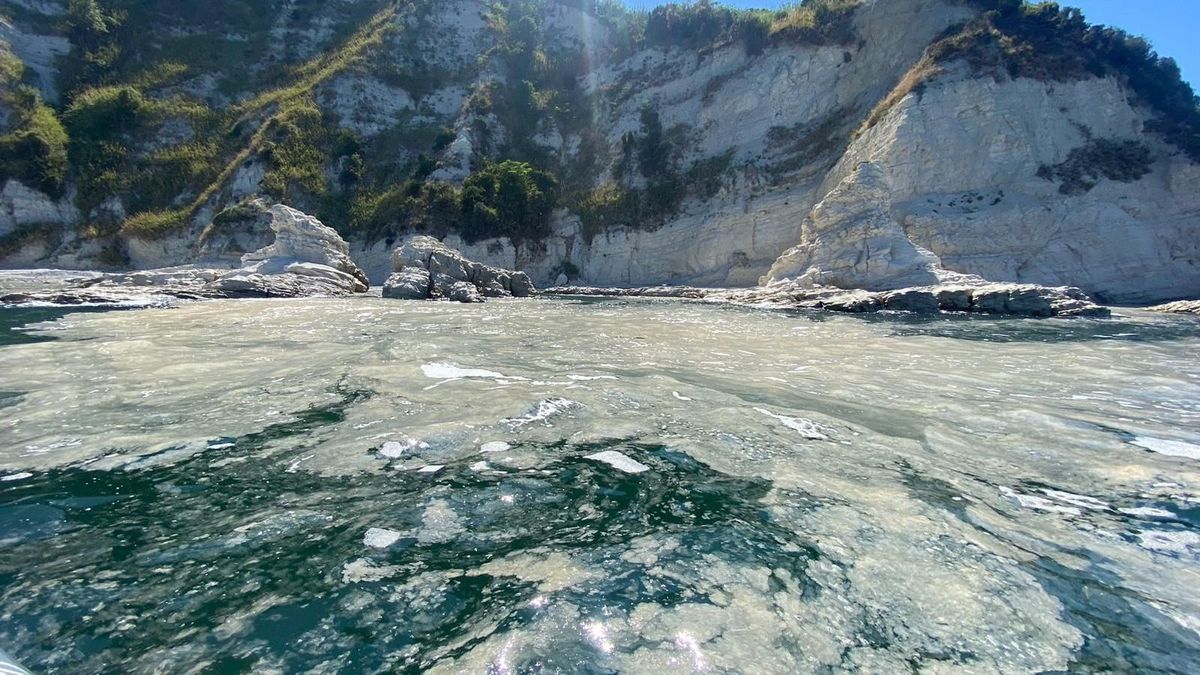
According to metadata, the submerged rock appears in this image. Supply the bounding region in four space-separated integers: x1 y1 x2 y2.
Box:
383 236 536 303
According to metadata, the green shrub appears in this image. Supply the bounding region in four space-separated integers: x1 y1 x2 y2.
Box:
1036 137 1153 194
211 198 268 228
135 140 220 210
685 149 735 200
576 182 640 242
343 180 460 240
461 160 558 243
0 97 70 196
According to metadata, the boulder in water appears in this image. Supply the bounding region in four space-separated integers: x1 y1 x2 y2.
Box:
384 235 536 303
382 267 430 300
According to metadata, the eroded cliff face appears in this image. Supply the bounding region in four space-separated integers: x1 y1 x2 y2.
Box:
1 0 1197 304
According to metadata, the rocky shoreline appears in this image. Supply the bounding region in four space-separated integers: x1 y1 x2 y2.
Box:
546 281 1113 318
2 202 1196 320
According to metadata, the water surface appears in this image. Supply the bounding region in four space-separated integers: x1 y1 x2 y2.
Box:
0 297 1198 673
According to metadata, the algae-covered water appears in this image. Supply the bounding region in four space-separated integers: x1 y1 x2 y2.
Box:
0 297 1198 673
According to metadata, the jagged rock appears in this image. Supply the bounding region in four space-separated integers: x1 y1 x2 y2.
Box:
472 265 512 297
0 180 77 237
479 279 509 298
382 267 430 300
242 205 369 292
448 281 484 303
971 285 1053 317
391 236 453 271
1148 300 1200 315
196 199 275 266
509 272 535 298
385 235 536 303
430 272 460 298
752 161 1111 318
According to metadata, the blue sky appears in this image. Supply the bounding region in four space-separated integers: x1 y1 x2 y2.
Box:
622 1 1200 88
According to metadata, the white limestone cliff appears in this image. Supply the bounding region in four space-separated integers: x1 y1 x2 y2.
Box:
2 0 1197 305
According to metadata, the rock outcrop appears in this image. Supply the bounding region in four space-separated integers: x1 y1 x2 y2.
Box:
382 236 535 303
545 281 1109 318
1147 300 1200 316
763 163 943 291
740 161 1110 317
1 205 368 305
237 205 368 291
714 281 1109 318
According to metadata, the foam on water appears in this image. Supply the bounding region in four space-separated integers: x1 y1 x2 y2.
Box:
421 362 507 380
1133 436 1200 460
584 450 650 474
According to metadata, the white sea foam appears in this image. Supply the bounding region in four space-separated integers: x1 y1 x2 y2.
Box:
480 441 511 454
754 408 831 441
363 527 404 549
379 436 428 459
503 398 579 428
1119 507 1176 519
1041 489 1110 511
421 363 506 379
1132 437 1200 460
1137 530 1200 556
0 472 32 482
585 450 650 474
1000 487 1082 515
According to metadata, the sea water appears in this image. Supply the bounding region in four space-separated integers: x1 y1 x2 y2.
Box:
0 296 1198 673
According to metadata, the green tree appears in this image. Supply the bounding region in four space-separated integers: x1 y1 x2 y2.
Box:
461 160 558 243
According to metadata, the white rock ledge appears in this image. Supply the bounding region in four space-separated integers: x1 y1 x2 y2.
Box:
546 281 1111 318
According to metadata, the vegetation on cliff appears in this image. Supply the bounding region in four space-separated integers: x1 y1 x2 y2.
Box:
0 0 1197 259
867 1 1200 163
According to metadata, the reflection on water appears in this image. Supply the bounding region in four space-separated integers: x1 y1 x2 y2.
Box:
0 298 1198 673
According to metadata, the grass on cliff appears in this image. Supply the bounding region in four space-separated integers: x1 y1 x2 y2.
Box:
115 1 404 240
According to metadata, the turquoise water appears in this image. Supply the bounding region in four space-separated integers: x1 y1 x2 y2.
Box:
1 298 1199 673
